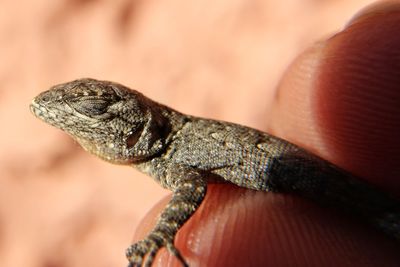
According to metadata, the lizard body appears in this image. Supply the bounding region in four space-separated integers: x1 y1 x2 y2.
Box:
30 78 400 267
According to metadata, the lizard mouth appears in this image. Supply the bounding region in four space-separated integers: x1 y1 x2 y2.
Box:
30 99 46 119
30 98 66 130
30 99 54 120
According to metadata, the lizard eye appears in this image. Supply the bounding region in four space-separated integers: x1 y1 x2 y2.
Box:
69 99 110 116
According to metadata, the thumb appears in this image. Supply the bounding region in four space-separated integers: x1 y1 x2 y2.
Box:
269 1 400 195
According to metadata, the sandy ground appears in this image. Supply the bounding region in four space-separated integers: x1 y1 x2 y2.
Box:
0 1 378 266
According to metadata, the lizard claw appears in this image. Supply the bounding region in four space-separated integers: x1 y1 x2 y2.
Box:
126 235 188 267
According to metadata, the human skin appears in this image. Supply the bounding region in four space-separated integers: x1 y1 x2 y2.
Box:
133 2 400 266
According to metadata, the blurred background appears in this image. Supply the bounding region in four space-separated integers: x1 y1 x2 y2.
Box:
0 0 374 266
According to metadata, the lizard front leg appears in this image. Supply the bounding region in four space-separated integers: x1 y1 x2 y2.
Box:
126 166 207 267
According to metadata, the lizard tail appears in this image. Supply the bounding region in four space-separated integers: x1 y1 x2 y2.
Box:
373 213 400 241
266 148 400 241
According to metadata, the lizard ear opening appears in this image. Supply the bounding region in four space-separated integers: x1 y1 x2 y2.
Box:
126 124 144 149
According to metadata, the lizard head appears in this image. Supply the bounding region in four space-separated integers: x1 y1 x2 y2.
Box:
30 78 172 164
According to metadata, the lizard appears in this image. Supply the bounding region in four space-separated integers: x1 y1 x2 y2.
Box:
30 78 400 267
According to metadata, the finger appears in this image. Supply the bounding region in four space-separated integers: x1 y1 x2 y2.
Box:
133 3 400 266
136 185 400 267
269 1 400 194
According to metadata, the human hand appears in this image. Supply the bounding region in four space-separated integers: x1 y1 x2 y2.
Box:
133 2 400 266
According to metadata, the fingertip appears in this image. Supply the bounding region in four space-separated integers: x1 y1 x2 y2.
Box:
162 185 400 266
133 185 276 266
346 0 400 28
269 4 400 193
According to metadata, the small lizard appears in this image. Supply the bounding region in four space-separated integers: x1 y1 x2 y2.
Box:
30 78 399 267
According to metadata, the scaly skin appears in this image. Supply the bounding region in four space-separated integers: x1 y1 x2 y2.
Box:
30 78 400 266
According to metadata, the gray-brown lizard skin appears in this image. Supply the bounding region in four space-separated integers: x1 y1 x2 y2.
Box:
30 78 400 267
